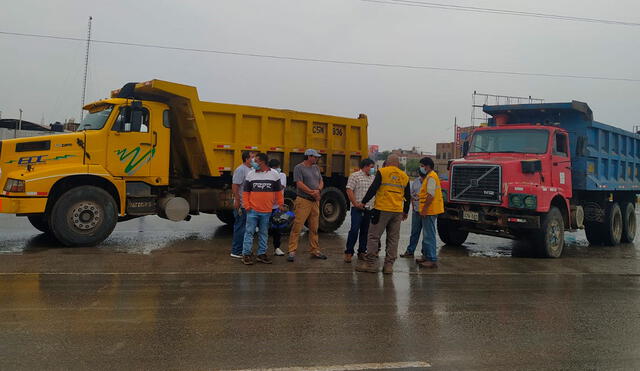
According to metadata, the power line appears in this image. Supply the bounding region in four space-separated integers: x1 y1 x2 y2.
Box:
1 30 639 82
361 0 640 27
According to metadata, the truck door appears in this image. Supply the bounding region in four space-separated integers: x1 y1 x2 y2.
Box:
106 104 154 178
551 131 572 194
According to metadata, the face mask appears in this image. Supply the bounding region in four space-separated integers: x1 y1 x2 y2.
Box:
275 168 282 173
251 160 260 170
419 167 428 176
369 168 376 176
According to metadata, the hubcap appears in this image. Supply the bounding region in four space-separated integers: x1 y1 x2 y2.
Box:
70 202 102 231
548 219 562 253
322 200 339 223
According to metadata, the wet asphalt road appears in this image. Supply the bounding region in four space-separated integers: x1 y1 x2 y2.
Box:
1 214 640 370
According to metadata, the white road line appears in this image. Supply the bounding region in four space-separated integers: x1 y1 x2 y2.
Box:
227 361 431 371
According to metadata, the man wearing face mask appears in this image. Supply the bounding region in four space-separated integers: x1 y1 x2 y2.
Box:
416 157 444 268
400 165 429 258
287 149 326 261
231 151 256 259
344 158 376 263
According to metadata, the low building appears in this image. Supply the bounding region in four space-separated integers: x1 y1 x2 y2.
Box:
0 119 52 140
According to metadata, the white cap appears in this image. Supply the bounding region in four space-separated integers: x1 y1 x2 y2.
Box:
304 149 322 157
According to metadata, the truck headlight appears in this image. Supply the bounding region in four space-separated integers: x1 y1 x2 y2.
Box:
4 178 25 193
523 195 537 209
509 193 537 209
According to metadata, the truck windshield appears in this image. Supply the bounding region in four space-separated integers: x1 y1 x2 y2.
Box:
78 105 114 131
470 129 549 154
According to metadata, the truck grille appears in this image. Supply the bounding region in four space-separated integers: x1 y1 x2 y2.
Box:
450 165 501 203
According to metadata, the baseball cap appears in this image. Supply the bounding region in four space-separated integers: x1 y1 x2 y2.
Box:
304 149 322 157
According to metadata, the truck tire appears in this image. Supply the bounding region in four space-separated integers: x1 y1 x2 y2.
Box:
49 186 118 247
27 214 51 234
534 206 564 258
602 202 623 246
318 187 347 233
622 202 636 243
216 210 235 225
584 222 604 245
437 217 468 246
284 187 297 212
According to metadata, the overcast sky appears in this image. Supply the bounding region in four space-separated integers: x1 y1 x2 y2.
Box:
1 0 639 152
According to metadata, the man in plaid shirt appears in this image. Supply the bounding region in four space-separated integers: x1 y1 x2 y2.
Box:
344 158 376 263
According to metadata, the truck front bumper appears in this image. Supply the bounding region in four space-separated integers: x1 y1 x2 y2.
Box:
441 204 541 230
0 196 48 214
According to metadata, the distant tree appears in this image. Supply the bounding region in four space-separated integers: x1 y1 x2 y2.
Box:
405 159 420 175
376 150 390 161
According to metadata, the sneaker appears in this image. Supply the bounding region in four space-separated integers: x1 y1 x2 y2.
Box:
400 251 414 258
382 263 394 275
418 261 438 269
230 253 242 259
242 255 254 265
287 253 296 262
344 254 353 263
274 248 285 256
256 254 272 264
311 253 328 260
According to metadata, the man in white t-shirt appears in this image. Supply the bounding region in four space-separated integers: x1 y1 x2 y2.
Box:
231 151 256 258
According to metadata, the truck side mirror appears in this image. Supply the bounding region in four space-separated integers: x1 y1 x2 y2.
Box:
462 141 469 157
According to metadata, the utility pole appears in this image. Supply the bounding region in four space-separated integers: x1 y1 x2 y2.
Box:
81 16 93 122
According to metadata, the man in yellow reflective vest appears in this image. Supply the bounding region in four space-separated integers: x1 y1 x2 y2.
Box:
355 154 411 274
416 157 444 268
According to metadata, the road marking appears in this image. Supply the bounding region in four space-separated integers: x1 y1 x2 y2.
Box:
228 361 431 371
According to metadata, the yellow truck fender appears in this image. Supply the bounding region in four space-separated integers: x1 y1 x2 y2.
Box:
14 164 126 216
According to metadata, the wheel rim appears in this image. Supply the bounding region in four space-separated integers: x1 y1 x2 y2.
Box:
69 201 103 233
321 199 340 223
613 210 622 241
547 219 562 254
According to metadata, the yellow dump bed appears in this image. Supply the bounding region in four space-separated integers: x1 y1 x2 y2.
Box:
115 80 368 178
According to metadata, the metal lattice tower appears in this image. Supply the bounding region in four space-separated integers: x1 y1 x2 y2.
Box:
81 16 93 122
471 91 544 127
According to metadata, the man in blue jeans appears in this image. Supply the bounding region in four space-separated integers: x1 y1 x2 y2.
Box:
400 169 428 258
231 151 256 258
416 157 445 268
242 153 285 265
344 159 376 263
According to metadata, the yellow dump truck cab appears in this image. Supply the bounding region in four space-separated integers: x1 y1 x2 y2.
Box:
0 80 368 246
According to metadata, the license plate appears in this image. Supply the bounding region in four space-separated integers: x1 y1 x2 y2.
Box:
463 211 479 222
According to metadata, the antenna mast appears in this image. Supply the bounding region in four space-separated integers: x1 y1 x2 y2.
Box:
81 16 93 121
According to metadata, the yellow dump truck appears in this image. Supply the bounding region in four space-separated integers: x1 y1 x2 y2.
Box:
0 80 368 246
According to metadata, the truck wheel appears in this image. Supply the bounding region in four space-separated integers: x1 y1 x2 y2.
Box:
216 210 235 225
318 187 347 233
534 206 564 258
622 202 636 243
49 186 118 247
584 222 604 245
27 214 51 234
284 187 297 212
602 203 623 246
437 217 468 246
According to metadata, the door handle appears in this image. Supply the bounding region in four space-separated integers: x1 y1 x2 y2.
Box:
153 132 158 148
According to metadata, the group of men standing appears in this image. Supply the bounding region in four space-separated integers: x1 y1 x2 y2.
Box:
231 149 327 265
230 149 445 274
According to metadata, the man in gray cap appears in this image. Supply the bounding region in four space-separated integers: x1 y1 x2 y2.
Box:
287 149 327 261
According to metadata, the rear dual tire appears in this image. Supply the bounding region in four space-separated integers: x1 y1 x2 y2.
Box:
584 202 626 246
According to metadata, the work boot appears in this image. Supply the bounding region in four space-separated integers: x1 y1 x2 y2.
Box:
256 254 272 264
415 256 427 264
418 261 438 269
355 254 378 273
344 254 353 263
242 255 254 265
382 263 394 275
357 252 367 261
400 251 414 258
